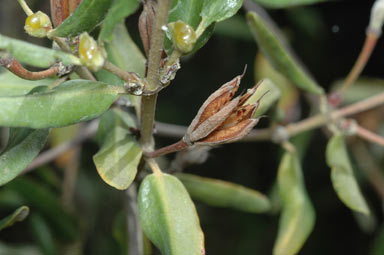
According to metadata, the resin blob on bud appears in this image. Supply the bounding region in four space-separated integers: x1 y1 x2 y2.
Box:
78 33 105 72
169 21 197 54
24 11 52 38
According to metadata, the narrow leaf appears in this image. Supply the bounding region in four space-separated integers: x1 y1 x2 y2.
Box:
200 0 243 30
93 109 142 190
274 151 315 255
0 80 124 128
50 0 114 37
251 0 328 9
326 134 370 215
246 11 324 94
175 173 270 213
138 173 205 255
0 71 54 96
0 128 49 186
0 34 80 68
0 206 29 231
99 0 140 43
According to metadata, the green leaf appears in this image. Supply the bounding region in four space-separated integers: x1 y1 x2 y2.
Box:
274 151 315 255
0 34 80 68
0 242 40 255
50 0 114 37
175 173 270 213
7 177 78 241
0 80 124 128
246 11 324 94
251 0 327 9
0 70 54 96
96 23 145 114
200 0 243 30
29 213 57 255
99 0 140 43
245 78 281 118
326 134 370 215
0 128 49 186
0 206 29 231
138 172 205 255
93 109 142 190
164 0 213 54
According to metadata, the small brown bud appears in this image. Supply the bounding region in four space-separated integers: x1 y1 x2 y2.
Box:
139 0 157 57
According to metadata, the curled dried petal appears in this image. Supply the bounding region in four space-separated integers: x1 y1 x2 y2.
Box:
187 74 243 133
197 119 259 145
139 0 156 57
187 97 240 143
218 104 258 129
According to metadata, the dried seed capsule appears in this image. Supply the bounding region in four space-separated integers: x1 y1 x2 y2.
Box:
78 32 105 72
169 21 197 54
24 11 52 38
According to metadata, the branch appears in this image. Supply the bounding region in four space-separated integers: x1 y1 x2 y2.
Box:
355 125 384 147
103 60 141 84
155 90 384 143
0 57 59 80
125 183 143 255
140 0 171 152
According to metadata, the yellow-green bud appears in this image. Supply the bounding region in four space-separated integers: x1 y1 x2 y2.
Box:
169 21 197 54
79 33 105 72
24 11 52 38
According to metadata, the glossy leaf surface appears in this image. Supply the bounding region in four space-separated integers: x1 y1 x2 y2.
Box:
176 173 270 213
274 151 315 255
164 0 213 54
50 0 114 37
138 173 205 255
246 11 323 94
326 134 370 215
251 0 327 9
0 206 29 231
99 0 140 43
200 0 243 30
93 109 142 190
0 34 80 68
0 80 124 128
0 128 49 186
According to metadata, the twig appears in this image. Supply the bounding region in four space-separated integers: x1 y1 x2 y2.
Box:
0 57 59 80
146 139 188 158
125 183 143 255
140 0 171 152
355 125 384 147
146 158 163 175
338 32 378 94
17 0 33 16
62 145 81 210
155 90 384 143
103 61 141 83
23 120 98 173
53 37 96 81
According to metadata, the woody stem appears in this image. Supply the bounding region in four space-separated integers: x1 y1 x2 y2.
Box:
145 140 188 158
0 57 59 80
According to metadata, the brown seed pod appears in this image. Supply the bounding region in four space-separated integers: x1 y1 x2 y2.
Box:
50 0 82 28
